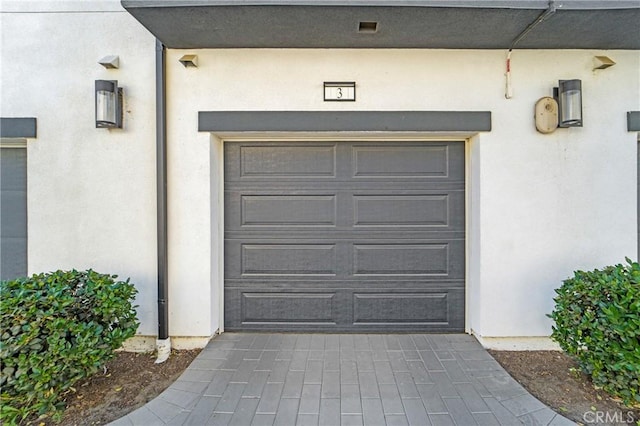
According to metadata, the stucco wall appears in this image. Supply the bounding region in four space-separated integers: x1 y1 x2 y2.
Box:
2 0 638 345
0 1 158 336
165 48 638 341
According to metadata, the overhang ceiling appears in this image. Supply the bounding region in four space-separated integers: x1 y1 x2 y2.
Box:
121 1 640 49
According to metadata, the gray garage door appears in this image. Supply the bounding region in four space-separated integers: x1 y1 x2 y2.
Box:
1 148 27 281
224 141 465 332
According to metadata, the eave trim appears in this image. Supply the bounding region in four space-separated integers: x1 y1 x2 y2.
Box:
122 0 640 10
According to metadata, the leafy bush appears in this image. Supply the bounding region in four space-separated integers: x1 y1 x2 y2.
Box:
0 270 139 424
549 259 640 405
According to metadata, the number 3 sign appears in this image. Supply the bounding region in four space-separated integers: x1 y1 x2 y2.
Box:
324 82 356 102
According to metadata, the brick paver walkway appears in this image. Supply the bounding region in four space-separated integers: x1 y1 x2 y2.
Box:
110 333 575 425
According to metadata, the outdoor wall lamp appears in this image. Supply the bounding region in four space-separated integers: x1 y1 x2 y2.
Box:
535 79 583 134
179 54 198 68
95 80 123 129
555 79 583 128
98 55 119 69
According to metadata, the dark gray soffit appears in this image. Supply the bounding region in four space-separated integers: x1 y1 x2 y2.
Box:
628 112 640 132
121 2 640 49
0 118 37 138
198 111 491 132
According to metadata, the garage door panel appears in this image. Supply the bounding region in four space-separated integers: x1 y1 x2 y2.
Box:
1 238 28 280
353 192 463 228
1 148 27 281
226 181 464 190
226 240 348 278
226 143 337 179
226 190 464 231
240 244 337 276
1 191 28 237
226 231 464 240
353 244 448 276
354 195 449 227
226 239 464 279
0 150 27 189
240 195 337 226
224 289 341 327
226 278 464 288
352 289 464 330
224 288 464 331
241 292 337 324
352 241 463 278
353 144 449 178
224 140 465 332
353 293 449 324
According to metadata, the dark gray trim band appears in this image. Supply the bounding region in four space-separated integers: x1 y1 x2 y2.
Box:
122 1 640 11
0 118 37 138
199 111 491 133
628 111 640 131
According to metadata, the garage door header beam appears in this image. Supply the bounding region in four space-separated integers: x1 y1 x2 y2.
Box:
198 111 491 133
0 118 37 139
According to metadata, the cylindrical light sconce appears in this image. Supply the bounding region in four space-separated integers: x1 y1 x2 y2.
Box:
95 80 123 128
557 79 582 127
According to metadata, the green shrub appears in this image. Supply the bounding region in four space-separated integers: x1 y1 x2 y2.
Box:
549 258 640 405
0 269 139 424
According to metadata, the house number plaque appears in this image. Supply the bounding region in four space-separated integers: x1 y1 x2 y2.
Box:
324 82 356 101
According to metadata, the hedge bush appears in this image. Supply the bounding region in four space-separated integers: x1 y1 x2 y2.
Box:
0 270 139 424
549 258 640 405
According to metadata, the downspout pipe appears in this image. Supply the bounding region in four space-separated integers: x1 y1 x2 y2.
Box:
155 38 171 364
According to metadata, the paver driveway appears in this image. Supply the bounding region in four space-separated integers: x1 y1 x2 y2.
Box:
110 333 574 426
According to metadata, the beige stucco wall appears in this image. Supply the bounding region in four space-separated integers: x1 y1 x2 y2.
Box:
0 1 158 336
165 48 639 342
2 0 638 347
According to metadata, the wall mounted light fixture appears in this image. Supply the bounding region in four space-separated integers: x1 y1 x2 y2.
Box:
179 54 198 67
98 55 120 69
535 79 583 133
555 79 583 128
593 55 615 70
95 80 123 128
